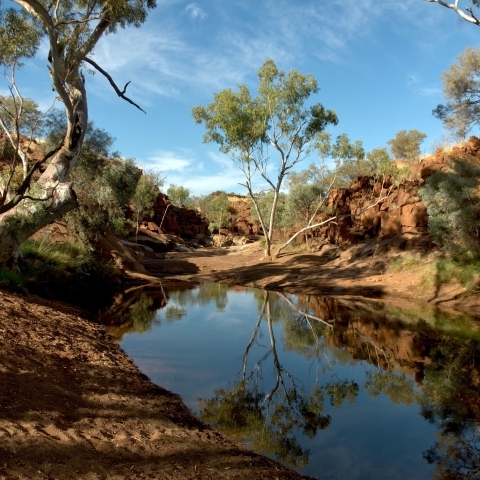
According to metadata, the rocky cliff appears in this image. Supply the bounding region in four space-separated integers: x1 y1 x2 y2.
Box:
224 136 480 254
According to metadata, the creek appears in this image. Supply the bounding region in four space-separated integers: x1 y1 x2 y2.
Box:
101 282 480 480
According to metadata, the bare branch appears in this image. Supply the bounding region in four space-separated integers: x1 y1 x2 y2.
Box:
273 179 394 258
426 0 480 25
83 57 146 113
276 292 334 329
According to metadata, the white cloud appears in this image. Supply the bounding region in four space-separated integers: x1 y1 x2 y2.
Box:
407 74 418 85
146 150 194 172
142 148 272 195
185 3 207 20
418 86 442 96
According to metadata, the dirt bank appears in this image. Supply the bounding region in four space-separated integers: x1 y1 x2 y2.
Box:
145 241 480 317
2 240 477 480
0 289 313 480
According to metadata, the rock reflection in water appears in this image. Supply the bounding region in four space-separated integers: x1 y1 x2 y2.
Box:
102 283 480 478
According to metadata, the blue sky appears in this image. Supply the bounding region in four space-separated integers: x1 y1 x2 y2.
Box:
8 0 480 195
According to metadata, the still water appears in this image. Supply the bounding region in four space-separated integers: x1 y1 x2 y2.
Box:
102 282 480 480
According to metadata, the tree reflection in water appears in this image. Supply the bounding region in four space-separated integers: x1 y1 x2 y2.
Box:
103 283 480 477
199 290 358 469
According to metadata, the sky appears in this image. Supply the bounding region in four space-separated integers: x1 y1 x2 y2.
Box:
8 0 480 195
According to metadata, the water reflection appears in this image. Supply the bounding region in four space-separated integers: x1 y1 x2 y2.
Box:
199 290 358 468
102 283 480 479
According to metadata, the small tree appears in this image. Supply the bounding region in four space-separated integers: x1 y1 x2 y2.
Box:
387 129 426 160
131 173 163 243
198 192 231 232
167 184 191 206
367 147 398 180
433 47 480 139
192 59 338 258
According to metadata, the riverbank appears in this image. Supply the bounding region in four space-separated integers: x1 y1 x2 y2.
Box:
146 241 480 317
1 240 478 480
0 288 313 480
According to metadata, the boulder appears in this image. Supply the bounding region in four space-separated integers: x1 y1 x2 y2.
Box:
213 234 233 247
96 233 147 274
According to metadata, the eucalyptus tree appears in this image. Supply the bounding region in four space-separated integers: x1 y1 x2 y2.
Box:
387 129 426 160
192 59 338 259
0 0 155 267
433 47 480 139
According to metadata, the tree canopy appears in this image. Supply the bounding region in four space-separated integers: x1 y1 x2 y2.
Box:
433 47 480 139
192 59 338 258
387 129 426 160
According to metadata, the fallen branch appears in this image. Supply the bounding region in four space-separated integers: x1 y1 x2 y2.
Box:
276 292 334 329
273 178 393 259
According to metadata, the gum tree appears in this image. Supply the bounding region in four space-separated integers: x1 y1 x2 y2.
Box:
0 0 155 267
192 59 338 259
433 47 480 139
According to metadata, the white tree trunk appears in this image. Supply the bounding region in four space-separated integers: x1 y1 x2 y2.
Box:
0 76 87 266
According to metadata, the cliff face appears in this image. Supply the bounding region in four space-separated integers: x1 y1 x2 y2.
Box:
224 136 480 251
150 193 210 239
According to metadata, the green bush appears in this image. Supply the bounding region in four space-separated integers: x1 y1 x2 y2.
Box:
421 258 480 292
420 158 480 259
0 240 119 309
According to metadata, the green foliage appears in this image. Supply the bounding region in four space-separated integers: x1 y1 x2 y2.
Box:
167 184 191 205
197 191 231 231
421 258 480 292
0 96 45 138
434 47 480 139
0 6 42 69
387 129 426 160
388 255 423 272
192 59 337 255
0 239 117 307
365 369 415 405
131 172 162 236
283 183 322 230
420 158 480 258
58 122 139 243
367 147 398 179
0 268 23 290
248 190 288 231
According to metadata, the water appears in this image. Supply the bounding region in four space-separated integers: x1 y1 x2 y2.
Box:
101 282 480 480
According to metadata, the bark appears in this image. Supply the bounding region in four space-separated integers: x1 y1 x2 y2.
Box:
0 74 86 266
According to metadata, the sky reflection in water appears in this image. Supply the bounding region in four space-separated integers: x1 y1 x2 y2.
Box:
102 282 480 480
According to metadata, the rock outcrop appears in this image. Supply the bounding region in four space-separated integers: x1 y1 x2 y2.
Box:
223 136 480 253
151 193 210 239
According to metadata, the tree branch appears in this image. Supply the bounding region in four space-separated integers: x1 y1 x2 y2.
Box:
426 0 480 25
14 0 74 121
83 57 146 113
0 144 62 214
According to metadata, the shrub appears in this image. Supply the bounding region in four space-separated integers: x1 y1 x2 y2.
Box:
420 158 480 259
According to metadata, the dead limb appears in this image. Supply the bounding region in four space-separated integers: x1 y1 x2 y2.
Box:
273 179 394 258
276 292 334 329
83 57 146 114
